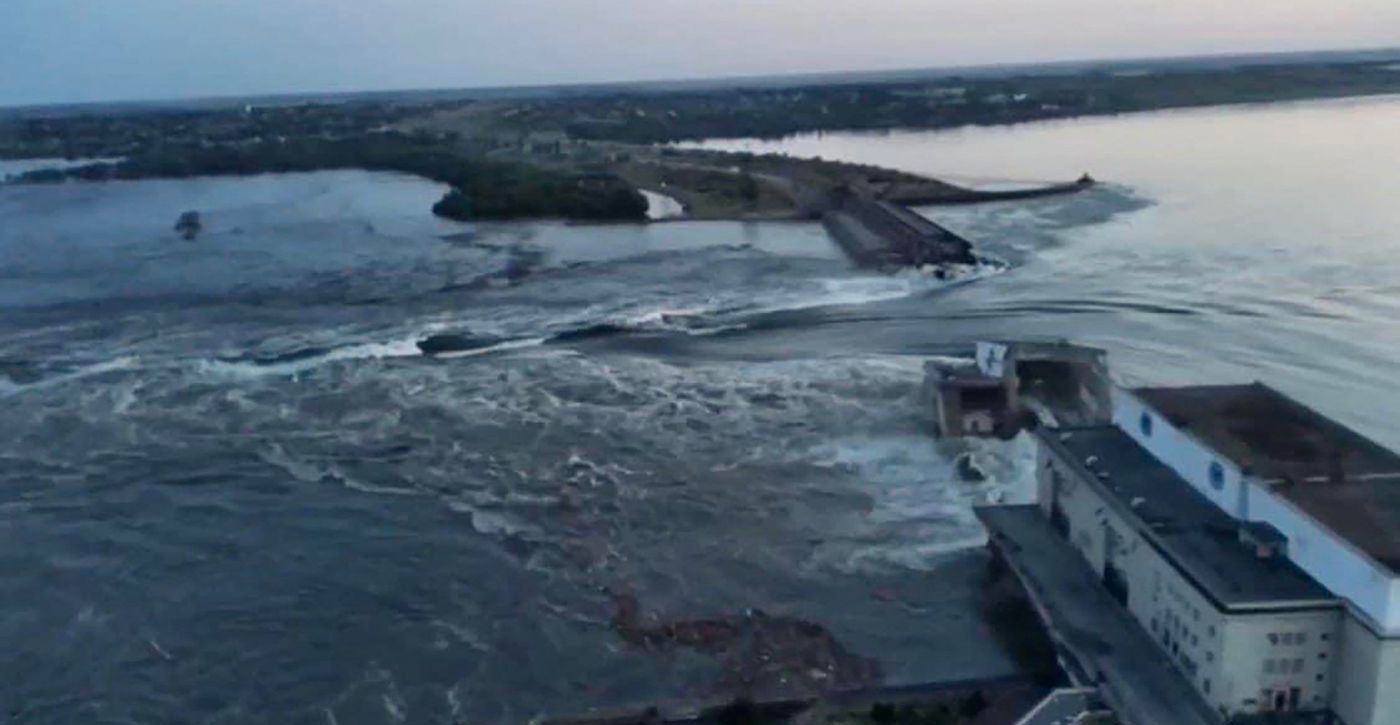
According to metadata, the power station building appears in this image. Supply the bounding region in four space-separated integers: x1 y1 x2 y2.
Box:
973 359 1400 724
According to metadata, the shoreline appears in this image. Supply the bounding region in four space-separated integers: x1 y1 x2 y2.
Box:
0 147 1093 225
18 83 1400 225
674 88 1400 152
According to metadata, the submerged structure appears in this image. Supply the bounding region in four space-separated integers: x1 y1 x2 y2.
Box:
952 342 1400 725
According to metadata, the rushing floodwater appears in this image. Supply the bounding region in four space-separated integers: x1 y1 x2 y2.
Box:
687 95 1400 439
4 95 1400 723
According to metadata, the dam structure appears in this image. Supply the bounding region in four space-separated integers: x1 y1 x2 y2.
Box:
942 340 1400 725
821 190 978 270
818 176 1093 271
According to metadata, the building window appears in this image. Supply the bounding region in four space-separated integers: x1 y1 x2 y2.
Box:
1269 633 1280 645
1297 633 1307 645
1206 651 1214 663
1321 633 1329 641
1140 412 1154 437
1264 660 1276 674
1317 674 1325 682
1208 625 1216 638
1319 652 1328 660
1282 633 1294 645
1203 678 1212 694
1209 462 1226 491
1293 658 1304 673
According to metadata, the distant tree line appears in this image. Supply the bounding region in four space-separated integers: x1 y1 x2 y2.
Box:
11 134 648 222
556 61 1400 143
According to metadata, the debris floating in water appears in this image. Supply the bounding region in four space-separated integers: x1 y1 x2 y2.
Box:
174 210 202 240
147 638 175 662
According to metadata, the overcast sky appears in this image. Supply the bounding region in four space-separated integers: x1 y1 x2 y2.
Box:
4 0 1400 107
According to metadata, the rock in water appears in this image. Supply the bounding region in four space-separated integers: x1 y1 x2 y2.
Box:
174 211 202 240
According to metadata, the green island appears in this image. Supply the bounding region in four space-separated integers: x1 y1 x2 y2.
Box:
5 52 1400 222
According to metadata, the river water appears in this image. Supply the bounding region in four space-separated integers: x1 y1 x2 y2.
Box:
3 95 1400 723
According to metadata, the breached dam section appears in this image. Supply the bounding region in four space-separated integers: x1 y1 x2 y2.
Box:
822 192 978 270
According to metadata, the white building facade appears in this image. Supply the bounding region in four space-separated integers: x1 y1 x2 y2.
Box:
1037 427 1341 719
1111 385 1400 725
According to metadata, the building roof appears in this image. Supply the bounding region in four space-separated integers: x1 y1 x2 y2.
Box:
1133 383 1400 481
1043 425 1336 610
1133 383 1400 573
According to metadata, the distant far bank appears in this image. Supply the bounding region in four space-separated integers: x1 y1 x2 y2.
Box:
6 48 1400 225
4 45 1399 117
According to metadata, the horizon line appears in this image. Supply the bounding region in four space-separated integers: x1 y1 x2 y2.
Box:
5 43 1400 114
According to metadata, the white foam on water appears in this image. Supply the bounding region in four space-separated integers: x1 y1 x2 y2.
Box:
924 354 977 370
533 255 1007 344
0 156 126 180
192 358 276 382
195 321 554 378
833 535 997 574
777 277 926 312
801 431 1038 574
194 335 423 379
436 337 548 359
445 686 464 719
624 305 716 327
382 695 405 723
327 337 423 361
445 498 548 542
335 473 421 497
602 303 755 337
374 670 408 725
68 356 141 378
109 378 143 414
258 444 328 483
0 355 142 398
261 444 426 498
748 262 1006 317
432 621 491 653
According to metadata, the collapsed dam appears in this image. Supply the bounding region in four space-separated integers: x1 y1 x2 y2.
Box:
820 176 1095 270
821 192 978 270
